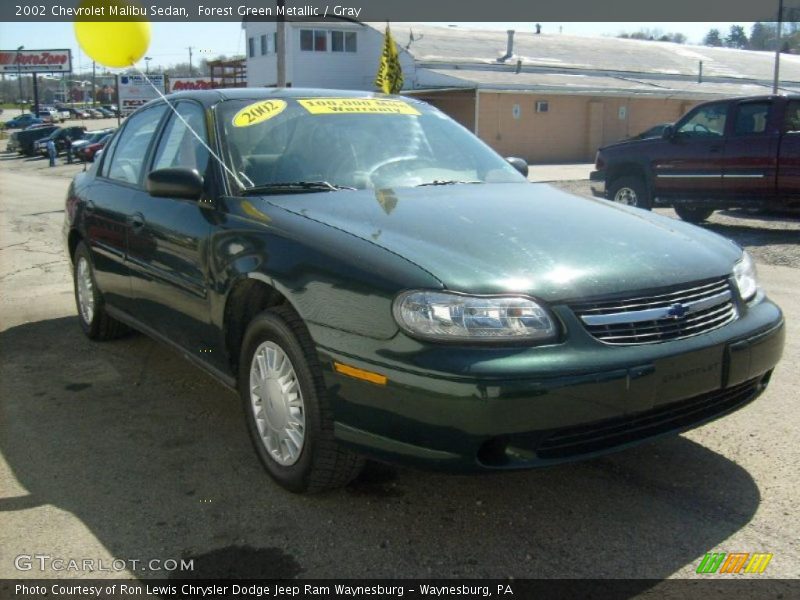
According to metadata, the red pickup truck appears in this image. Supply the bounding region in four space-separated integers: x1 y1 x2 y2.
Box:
591 95 800 222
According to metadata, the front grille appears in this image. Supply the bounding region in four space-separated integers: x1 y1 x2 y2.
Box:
536 377 763 460
571 277 737 345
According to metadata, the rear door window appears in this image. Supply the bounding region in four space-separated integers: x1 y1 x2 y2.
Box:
732 102 771 136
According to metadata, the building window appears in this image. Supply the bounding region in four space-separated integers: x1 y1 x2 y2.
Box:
300 29 327 52
260 34 267 55
332 31 357 53
248 37 255 58
535 100 549 113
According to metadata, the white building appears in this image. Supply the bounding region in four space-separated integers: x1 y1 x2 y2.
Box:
243 20 414 89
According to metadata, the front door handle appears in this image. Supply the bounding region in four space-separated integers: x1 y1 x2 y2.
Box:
128 212 145 231
709 145 722 153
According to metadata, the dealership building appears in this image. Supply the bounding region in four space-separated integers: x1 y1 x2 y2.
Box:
243 21 800 162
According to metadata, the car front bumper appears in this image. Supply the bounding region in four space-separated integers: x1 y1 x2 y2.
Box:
313 299 784 471
589 170 606 197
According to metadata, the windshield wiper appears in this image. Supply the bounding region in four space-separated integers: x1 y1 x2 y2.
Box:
416 180 483 187
239 181 356 195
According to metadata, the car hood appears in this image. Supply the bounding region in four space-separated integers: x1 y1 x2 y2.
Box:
263 183 741 302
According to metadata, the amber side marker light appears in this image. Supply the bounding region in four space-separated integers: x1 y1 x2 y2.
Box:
333 362 388 385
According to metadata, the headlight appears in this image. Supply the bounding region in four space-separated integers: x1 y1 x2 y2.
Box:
733 251 759 303
393 290 557 343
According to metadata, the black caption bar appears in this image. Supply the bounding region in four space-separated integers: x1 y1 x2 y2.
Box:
2 579 800 600
0 0 792 23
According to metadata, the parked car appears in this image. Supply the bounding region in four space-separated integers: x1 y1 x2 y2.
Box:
71 128 114 152
15 124 59 155
95 107 115 118
66 107 91 119
36 109 59 124
101 104 120 117
86 108 104 119
4 113 43 129
65 89 785 493
35 126 87 156
591 95 800 222
76 132 113 162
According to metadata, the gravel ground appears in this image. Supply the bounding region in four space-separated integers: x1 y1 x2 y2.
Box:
550 179 800 269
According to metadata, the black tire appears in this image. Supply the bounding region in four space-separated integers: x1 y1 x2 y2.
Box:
239 305 364 493
674 206 715 223
73 241 128 340
608 175 651 209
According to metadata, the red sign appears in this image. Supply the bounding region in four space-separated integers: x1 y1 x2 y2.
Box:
168 77 220 93
0 49 72 73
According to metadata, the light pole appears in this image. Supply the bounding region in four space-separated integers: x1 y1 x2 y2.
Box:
773 0 784 94
144 56 152 75
16 45 24 113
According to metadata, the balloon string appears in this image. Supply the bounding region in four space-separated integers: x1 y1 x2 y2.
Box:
132 67 247 190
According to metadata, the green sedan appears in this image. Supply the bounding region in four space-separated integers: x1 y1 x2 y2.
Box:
63 89 785 493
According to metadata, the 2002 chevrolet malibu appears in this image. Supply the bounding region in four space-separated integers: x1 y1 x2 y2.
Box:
64 89 785 492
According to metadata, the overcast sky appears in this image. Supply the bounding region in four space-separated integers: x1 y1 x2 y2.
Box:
0 21 755 74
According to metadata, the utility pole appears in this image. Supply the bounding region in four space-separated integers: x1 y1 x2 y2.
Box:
773 0 784 94
16 46 24 113
91 60 96 107
277 0 286 86
145 56 152 75
187 46 194 76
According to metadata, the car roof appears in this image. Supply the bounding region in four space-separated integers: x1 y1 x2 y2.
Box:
142 88 427 110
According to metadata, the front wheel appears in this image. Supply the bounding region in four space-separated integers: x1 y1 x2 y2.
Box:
608 176 651 209
239 306 364 493
674 206 715 223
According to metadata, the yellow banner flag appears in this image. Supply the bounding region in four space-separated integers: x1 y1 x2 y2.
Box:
375 24 404 94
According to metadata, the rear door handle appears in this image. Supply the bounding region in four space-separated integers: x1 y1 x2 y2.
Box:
709 145 722 153
128 212 145 231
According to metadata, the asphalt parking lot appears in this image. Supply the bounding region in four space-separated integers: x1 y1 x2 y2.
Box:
0 141 798 584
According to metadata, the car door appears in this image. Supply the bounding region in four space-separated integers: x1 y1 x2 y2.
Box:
126 101 217 355
777 99 800 205
83 104 167 312
722 100 778 203
653 102 729 200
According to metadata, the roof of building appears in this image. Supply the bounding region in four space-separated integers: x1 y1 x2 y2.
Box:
379 23 800 96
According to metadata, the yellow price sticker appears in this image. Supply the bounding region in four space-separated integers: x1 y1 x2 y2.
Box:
298 98 420 115
232 100 288 127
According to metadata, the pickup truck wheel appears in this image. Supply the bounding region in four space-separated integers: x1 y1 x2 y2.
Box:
239 306 364 493
609 176 651 209
674 206 715 223
73 242 128 340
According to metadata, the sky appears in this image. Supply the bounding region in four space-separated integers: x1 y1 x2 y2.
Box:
0 21 754 74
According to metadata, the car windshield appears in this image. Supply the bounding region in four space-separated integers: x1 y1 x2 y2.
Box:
217 97 525 192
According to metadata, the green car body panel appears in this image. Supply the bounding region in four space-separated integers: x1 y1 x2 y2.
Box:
64 89 785 472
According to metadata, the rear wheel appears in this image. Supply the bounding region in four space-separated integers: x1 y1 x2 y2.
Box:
73 241 128 340
674 206 715 223
239 306 364 493
609 175 651 209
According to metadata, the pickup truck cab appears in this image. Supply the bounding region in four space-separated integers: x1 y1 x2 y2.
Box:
591 95 800 222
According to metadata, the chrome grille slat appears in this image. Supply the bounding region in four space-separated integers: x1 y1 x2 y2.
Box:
571 277 738 345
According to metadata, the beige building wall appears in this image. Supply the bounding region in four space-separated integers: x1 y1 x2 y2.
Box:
476 92 592 163
427 91 701 163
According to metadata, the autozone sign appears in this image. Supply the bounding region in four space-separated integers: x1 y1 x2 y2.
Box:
168 77 220 92
0 49 72 73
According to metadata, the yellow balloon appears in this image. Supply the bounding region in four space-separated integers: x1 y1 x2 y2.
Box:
74 1 150 68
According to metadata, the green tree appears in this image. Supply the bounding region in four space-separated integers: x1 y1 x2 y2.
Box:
749 22 774 50
725 25 749 49
704 28 723 46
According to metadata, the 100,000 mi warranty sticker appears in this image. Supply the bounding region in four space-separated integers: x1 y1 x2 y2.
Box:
298 98 420 115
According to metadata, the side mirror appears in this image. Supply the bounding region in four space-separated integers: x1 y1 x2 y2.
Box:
147 167 204 200
506 156 529 178
661 125 675 140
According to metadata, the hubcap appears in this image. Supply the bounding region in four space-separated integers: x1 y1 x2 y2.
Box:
249 341 306 466
614 187 638 206
76 256 95 324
